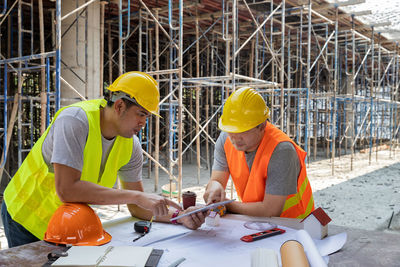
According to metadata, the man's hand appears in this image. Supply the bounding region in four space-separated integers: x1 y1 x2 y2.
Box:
136 192 182 217
177 206 206 230
203 180 226 205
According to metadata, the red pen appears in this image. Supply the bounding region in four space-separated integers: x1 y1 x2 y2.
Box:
240 228 286 242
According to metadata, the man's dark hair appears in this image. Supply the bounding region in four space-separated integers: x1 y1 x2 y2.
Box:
105 93 137 109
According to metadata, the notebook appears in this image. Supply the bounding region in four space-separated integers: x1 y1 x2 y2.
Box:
51 246 155 267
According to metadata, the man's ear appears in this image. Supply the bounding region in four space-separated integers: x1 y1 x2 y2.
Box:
258 121 267 131
114 98 125 115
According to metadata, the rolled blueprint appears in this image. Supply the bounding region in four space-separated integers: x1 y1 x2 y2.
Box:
280 240 309 267
295 230 327 267
251 248 279 267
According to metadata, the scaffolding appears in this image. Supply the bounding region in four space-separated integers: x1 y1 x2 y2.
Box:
1 0 400 200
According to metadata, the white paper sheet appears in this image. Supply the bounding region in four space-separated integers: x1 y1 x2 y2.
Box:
314 232 347 256
103 215 346 267
150 218 297 267
103 216 192 247
295 230 327 267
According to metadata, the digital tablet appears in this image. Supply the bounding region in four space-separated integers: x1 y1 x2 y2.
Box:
169 199 235 221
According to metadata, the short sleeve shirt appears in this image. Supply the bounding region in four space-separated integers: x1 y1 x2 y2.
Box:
212 131 299 196
42 107 143 182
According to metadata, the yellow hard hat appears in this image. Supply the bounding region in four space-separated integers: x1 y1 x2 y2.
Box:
108 71 160 116
218 87 270 133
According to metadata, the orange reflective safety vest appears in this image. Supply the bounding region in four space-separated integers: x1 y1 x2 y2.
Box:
224 123 314 219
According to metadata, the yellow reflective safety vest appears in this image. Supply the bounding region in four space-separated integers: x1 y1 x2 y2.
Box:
4 99 133 239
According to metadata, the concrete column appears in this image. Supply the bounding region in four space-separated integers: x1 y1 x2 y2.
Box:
61 0 101 105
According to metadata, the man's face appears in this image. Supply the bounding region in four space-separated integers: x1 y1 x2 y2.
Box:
117 103 151 138
227 125 265 153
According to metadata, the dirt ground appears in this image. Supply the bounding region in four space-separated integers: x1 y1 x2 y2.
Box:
1 147 399 249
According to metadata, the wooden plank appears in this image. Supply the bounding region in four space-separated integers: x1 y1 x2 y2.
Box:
0 93 19 181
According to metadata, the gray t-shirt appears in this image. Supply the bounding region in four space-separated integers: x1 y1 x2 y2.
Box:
42 107 143 182
213 131 299 196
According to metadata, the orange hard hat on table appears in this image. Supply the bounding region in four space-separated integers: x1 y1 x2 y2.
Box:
219 87 270 133
44 203 111 246
108 71 160 116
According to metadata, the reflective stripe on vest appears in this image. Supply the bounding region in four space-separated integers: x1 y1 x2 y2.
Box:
224 123 314 219
4 99 133 239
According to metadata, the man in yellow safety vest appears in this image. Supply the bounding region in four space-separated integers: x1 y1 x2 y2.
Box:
2 71 205 248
